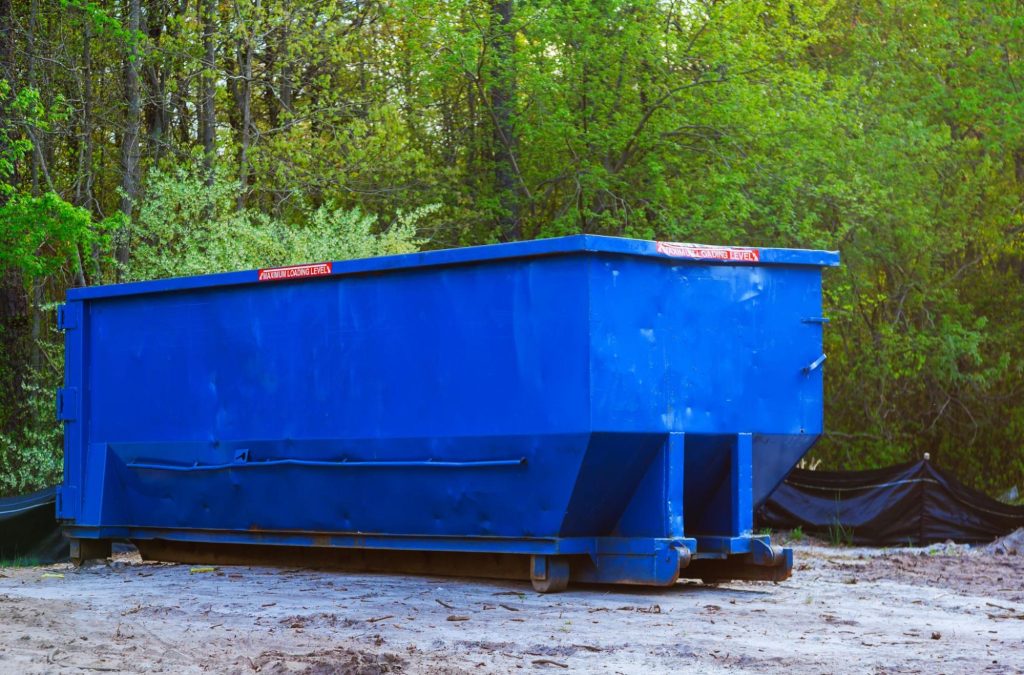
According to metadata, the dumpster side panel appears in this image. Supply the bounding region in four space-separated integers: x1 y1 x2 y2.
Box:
74 256 592 538
587 254 825 436
586 254 826 512
87 258 591 441
102 434 592 537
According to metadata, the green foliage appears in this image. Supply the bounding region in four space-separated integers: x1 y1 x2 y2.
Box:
0 76 115 497
805 1 1024 491
0 79 110 279
0 0 1023 496
0 556 42 568
58 0 134 41
0 335 64 496
0 82 42 196
0 192 112 278
124 162 429 281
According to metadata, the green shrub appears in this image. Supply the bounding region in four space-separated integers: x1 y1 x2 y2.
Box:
124 163 430 282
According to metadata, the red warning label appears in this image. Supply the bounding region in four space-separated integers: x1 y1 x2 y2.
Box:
655 241 760 262
257 262 333 282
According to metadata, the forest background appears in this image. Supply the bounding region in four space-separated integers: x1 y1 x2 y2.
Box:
1 0 1022 497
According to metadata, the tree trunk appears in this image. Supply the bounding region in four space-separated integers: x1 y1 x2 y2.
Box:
263 27 278 129
75 20 94 211
28 0 39 195
237 37 253 210
279 25 292 117
272 23 292 215
0 0 12 197
76 18 96 283
144 0 167 161
201 0 216 186
488 0 519 240
26 0 44 370
117 0 142 268
0 0 9 89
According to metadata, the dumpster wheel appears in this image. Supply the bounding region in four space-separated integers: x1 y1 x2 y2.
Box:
530 555 570 593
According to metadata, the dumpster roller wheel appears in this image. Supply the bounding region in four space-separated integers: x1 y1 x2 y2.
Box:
530 555 570 593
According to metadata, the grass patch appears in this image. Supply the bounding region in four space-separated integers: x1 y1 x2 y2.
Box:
0 555 42 568
827 519 854 547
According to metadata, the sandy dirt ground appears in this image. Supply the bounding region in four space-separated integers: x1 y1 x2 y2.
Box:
0 541 1022 674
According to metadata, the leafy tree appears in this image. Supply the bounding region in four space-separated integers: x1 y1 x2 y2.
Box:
0 79 111 495
0 0 1022 495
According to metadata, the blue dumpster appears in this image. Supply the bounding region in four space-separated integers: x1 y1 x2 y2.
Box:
57 235 838 590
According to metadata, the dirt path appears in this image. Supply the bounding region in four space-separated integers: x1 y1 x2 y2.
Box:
0 543 1021 674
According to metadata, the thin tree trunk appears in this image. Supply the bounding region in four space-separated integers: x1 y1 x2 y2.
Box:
236 45 252 209
488 0 519 240
26 0 45 363
144 0 167 161
172 71 190 147
0 0 15 199
117 0 142 269
236 1 254 211
466 78 476 187
76 19 96 284
0 0 9 89
272 23 292 215
279 25 292 117
201 0 216 186
28 0 39 195
263 27 278 128
75 20 94 210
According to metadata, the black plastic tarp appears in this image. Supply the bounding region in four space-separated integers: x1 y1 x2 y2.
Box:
757 459 1024 546
0 486 68 563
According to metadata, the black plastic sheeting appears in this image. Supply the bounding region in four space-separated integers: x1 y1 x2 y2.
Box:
0 486 68 564
757 459 1024 546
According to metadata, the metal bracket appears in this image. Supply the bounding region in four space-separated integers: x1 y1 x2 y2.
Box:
56 485 79 520
802 353 827 374
530 555 549 581
57 303 79 330
749 537 780 566
56 387 79 421
674 543 693 570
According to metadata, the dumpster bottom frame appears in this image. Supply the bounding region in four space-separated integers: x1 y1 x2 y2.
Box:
63 526 793 590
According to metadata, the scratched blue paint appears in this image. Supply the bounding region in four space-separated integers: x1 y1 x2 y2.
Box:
57 234 838 586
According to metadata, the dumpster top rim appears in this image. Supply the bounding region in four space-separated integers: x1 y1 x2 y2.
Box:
67 235 839 302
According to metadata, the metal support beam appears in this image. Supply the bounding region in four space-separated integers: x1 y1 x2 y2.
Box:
730 433 753 537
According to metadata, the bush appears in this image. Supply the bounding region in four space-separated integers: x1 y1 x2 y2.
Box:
124 163 430 281
0 331 63 495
